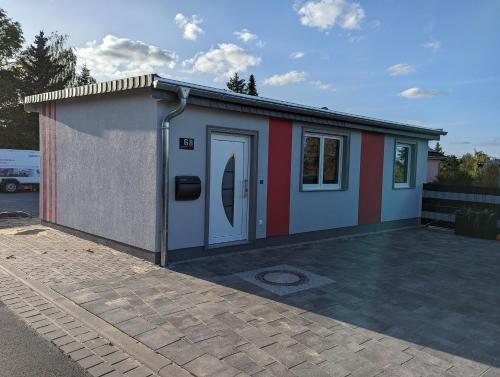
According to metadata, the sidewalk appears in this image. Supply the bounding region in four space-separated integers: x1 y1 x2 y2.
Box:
1 220 499 377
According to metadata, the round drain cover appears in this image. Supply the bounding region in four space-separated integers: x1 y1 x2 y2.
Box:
255 270 309 286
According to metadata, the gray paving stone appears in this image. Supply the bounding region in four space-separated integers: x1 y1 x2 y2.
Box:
114 359 140 374
94 344 119 357
290 361 331 377
185 354 239 377
87 362 115 377
135 328 181 350
224 352 264 375
237 343 276 367
100 307 137 325
60 341 85 354
261 343 307 369
236 326 276 349
69 348 94 361
102 351 129 365
77 355 104 369
158 339 206 366
158 364 192 377
116 317 156 337
184 323 218 343
124 365 153 377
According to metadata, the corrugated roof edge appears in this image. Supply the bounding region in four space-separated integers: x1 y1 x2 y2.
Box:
24 74 155 104
24 73 446 137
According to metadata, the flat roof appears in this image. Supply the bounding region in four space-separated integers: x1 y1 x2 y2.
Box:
24 73 446 138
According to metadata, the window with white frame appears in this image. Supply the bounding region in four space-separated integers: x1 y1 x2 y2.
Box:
302 132 343 190
394 142 414 188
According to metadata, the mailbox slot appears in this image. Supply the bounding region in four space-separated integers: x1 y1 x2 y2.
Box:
175 176 201 201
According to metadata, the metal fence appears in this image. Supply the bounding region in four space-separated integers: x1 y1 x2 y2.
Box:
421 183 500 228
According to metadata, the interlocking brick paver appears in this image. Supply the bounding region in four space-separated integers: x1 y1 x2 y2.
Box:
158 339 205 366
77 355 104 369
261 343 307 369
125 366 153 377
116 317 156 337
185 354 239 377
69 348 94 362
158 364 192 377
135 328 181 350
87 362 115 377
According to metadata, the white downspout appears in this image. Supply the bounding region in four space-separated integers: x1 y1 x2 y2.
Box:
160 86 190 267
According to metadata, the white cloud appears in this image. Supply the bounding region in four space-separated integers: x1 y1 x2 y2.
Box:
295 0 365 30
399 87 443 99
234 29 258 43
310 80 334 90
422 40 441 51
263 71 308 86
387 63 416 76
174 13 204 41
290 51 305 59
182 43 260 79
75 34 177 80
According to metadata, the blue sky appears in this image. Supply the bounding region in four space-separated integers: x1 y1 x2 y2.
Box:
4 0 500 156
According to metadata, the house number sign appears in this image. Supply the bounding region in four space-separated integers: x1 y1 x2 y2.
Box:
179 138 194 150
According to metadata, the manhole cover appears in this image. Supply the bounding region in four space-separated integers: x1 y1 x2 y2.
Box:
255 269 309 286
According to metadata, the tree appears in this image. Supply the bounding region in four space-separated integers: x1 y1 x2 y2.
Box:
17 31 76 96
0 8 28 149
478 160 500 188
246 74 258 96
76 64 96 85
0 8 23 67
0 29 77 150
226 72 246 94
434 142 443 154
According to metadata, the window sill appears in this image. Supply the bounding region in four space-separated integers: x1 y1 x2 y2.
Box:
393 185 415 190
300 187 346 192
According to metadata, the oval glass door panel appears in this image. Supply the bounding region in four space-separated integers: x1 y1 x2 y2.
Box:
222 155 235 226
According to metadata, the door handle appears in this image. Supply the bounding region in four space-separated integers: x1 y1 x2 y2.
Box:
243 179 249 198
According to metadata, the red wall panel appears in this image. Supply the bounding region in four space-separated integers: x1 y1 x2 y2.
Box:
266 118 293 237
358 132 385 225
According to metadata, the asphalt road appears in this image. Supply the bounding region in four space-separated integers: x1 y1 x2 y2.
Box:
0 192 39 217
0 301 89 377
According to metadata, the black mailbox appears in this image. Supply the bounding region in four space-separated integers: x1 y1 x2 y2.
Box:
175 176 201 201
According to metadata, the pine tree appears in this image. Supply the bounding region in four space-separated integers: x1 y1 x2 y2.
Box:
226 72 246 94
434 142 443 154
17 31 76 96
2 30 77 149
76 64 96 85
246 74 258 96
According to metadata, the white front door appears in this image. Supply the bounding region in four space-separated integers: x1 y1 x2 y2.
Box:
209 133 250 245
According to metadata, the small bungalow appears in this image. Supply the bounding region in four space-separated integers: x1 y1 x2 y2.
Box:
24 74 446 265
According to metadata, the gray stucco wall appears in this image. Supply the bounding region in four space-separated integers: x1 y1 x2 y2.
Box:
289 123 361 234
54 90 159 252
162 104 269 251
381 136 428 221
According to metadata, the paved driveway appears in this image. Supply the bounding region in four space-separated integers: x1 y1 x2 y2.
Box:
0 223 499 377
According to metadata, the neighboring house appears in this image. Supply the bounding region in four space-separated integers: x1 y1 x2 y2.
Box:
427 149 446 183
24 74 446 265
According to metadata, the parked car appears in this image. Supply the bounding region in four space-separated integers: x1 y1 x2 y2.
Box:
0 149 40 193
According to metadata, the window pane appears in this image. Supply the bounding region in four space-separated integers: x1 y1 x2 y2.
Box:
303 136 320 184
323 138 340 184
394 144 409 183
